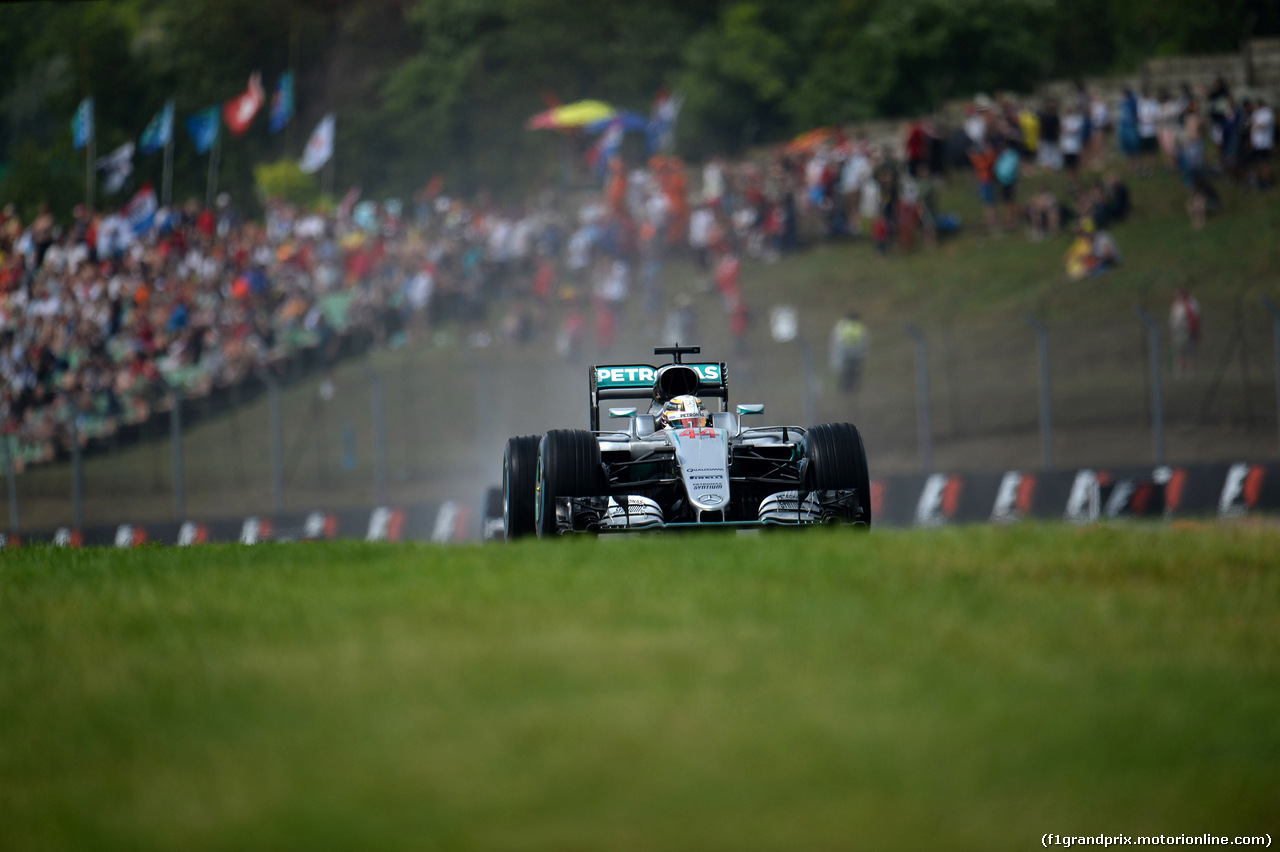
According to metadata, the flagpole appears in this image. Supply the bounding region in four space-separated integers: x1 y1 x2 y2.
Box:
86 134 95 212
206 134 220 209
163 132 173 209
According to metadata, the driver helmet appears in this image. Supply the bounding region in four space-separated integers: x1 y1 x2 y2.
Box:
659 394 710 429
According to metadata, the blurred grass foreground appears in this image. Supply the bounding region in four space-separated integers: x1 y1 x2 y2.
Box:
2 525 1278 850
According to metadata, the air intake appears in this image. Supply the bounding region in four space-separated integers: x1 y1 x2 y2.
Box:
654 364 700 400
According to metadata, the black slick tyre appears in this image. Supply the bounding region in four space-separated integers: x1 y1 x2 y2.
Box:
536 429 604 537
805 422 872 527
503 435 541 539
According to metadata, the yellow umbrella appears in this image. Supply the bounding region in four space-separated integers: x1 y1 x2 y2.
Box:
527 100 616 130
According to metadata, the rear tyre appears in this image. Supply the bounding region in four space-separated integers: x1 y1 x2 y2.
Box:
503 435 541 539
536 429 604 537
805 422 872 527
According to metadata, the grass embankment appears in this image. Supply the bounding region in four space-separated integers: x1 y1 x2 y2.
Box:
7 166 1280 531
2 526 1277 849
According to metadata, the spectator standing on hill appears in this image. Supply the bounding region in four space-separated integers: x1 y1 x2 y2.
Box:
829 310 869 393
1170 287 1201 376
1248 96 1274 189
1060 103 1086 183
1119 88 1141 170
1180 100 1207 178
994 139 1021 229
1137 91 1161 174
1088 91 1111 170
964 103 987 150
1218 94 1246 179
1037 100 1062 171
1018 102 1040 165
688 202 715 274
905 120 928 178
840 142 872 237
1157 89 1182 170
969 139 998 231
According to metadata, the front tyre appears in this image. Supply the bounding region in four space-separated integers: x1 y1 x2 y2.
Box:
806 422 872 528
504 435 541 539
536 429 604 537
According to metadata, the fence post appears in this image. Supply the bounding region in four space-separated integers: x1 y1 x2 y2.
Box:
403 345 416 479
3 433 17 532
1264 297 1280 455
768 306 818 427
367 366 389 507
1135 308 1166 465
265 372 285 514
904 322 933 473
170 391 185 521
796 336 819 428
1027 316 1054 470
70 406 84 531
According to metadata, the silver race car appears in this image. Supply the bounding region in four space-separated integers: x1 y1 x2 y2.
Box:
503 345 871 537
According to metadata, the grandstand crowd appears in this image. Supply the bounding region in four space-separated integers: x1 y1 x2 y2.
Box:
1 78 1273 472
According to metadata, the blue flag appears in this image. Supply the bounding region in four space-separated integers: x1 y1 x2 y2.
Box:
140 100 174 155
72 97 94 150
269 71 294 134
185 106 220 154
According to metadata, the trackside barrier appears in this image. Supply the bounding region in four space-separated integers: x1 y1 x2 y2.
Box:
875 460 1278 527
2 460 1276 548
2 502 471 548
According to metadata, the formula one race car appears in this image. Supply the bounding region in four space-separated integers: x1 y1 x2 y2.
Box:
502 345 871 537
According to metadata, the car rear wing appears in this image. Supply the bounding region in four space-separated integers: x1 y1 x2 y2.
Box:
589 361 728 430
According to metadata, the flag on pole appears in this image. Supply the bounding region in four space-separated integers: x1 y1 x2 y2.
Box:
269 71 295 134
97 141 135 194
647 90 683 154
186 106 220 154
223 72 265 137
124 183 158 236
299 113 335 174
588 117 624 176
140 101 174 155
72 97 94 150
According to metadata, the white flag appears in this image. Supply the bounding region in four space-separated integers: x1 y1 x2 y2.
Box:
299 114 335 174
97 141 135 194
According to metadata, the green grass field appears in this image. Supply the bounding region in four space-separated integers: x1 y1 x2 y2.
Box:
3 526 1278 850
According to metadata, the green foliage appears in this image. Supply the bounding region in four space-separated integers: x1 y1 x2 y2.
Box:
254 157 319 206
0 140 83 221
677 2 797 155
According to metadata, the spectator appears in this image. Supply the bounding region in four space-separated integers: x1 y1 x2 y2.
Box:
994 139 1021 229
829 309 870 393
968 139 998 231
1064 218 1120 280
1060 102 1086 183
1037 99 1062 171
1087 90 1111 170
1026 187 1061 241
1100 173 1131 225
1119 88 1141 171
1137 90 1161 175
1157 88 1182 171
1248 95 1274 190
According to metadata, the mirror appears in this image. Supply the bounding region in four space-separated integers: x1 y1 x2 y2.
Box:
736 404 764 416
608 407 638 418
